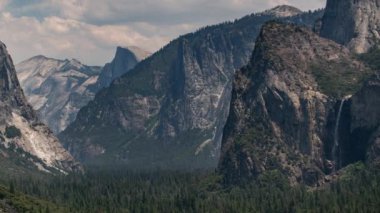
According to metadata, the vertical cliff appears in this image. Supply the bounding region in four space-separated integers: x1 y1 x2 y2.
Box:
0 41 80 173
349 72 380 166
95 46 150 90
60 8 323 169
16 56 102 134
320 0 380 53
218 22 372 186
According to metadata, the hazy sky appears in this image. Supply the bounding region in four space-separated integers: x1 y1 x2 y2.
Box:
0 0 326 65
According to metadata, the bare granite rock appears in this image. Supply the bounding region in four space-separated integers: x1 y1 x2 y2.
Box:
0 41 81 173
218 22 370 186
321 0 380 53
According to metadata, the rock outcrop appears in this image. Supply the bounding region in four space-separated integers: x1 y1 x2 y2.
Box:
0 41 80 173
349 72 380 166
261 5 302 17
218 22 372 186
320 0 380 53
16 46 149 134
16 56 102 134
95 46 150 90
59 7 323 170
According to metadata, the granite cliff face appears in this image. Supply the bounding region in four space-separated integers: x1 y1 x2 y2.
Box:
349 72 380 166
261 5 302 17
16 47 148 134
218 22 373 186
16 56 101 134
320 0 380 53
0 42 80 173
95 46 150 90
60 7 324 169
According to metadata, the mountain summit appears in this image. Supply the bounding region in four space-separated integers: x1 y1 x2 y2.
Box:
16 56 102 134
261 5 302 17
218 22 373 186
95 46 151 90
59 9 323 169
16 46 149 134
0 41 80 173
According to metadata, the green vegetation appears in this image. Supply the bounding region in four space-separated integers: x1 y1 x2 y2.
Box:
0 183 65 212
0 164 378 212
5 126 22 139
358 47 380 70
311 59 373 98
0 133 4 142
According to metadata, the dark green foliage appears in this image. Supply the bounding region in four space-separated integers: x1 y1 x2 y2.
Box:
5 126 21 139
358 47 380 70
9 181 14 194
310 60 373 98
0 134 4 142
0 145 62 179
0 165 378 213
60 9 324 170
0 183 65 212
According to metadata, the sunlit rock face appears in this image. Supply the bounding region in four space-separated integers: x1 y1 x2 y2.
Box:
0 41 81 173
261 5 302 17
218 22 372 186
16 56 102 134
16 46 149 134
59 8 324 170
95 46 151 90
321 0 380 53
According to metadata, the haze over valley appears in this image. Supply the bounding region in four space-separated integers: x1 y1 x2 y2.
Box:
0 0 379 212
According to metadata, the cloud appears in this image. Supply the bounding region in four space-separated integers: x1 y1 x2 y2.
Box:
0 0 8 10
0 13 172 65
0 0 326 65
42 0 325 26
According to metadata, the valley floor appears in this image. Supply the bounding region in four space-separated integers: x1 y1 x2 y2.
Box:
0 163 379 213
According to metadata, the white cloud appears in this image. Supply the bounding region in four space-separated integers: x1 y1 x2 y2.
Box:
0 0 326 65
0 13 171 65
0 0 8 10
50 0 87 20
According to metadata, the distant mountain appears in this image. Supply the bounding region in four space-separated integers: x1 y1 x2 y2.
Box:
320 0 380 53
16 56 102 134
0 41 80 173
218 22 375 186
59 6 324 169
16 46 149 134
261 5 302 17
95 46 151 90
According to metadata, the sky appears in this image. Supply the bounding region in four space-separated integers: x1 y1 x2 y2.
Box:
0 0 326 66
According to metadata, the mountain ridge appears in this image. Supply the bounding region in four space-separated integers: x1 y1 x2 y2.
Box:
261 5 303 17
0 41 80 173
218 21 373 186
320 0 380 53
59 7 324 169
94 46 150 90
16 56 102 134
16 46 149 134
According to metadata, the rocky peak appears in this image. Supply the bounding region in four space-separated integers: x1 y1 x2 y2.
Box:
218 22 371 186
95 46 150 90
124 46 151 61
63 58 84 69
261 5 302 17
16 55 101 134
59 9 323 170
320 0 380 53
29 55 49 61
0 41 81 173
